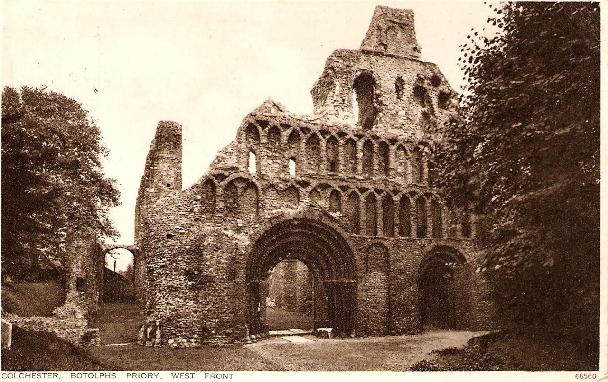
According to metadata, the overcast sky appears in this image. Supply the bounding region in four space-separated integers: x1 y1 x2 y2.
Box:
3 0 495 246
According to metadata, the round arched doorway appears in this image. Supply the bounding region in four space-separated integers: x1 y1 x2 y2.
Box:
246 218 357 336
418 247 466 329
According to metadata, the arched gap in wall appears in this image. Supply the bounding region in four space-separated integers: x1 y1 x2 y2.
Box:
431 199 443 238
329 189 342 213
461 210 472 238
413 148 424 184
345 192 361 234
326 136 339 173
395 76 405 100
344 139 357 174
288 158 297 177
362 140 374 175
267 126 281 147
248 151 257 174
382 195 395 237
365 194 378 236
416 197 427 238
378 142 390 177
353 72 377 130
398 196 412 237
305 134 321 171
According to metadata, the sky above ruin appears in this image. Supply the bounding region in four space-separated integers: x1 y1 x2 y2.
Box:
3 0 497 251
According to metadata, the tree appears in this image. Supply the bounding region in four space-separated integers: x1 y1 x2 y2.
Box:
436 2 599 353
1 86 120 279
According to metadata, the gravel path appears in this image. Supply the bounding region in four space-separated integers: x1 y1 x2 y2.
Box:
245 330 488 371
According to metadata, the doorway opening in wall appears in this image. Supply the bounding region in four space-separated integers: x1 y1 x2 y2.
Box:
247 218 357 338
103 249 135 303
419 250 464 330
263 259 324 334
92 248 143 345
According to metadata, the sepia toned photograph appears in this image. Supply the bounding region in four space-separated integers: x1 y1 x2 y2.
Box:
1 0 604 376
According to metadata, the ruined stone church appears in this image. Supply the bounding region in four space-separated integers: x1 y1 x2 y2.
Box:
134 6 493 346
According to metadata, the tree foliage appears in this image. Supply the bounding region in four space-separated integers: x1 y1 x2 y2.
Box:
1 86 120 279
437 2 599 344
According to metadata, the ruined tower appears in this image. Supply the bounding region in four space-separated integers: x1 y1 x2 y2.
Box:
135 5 493 347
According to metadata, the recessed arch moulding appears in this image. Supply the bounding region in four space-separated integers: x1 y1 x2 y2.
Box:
134 5 494 347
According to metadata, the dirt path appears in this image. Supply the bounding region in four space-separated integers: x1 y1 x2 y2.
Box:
90 303 487 370
246 330 488 371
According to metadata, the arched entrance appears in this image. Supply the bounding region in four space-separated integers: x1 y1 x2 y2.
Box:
418 247 466 329
246 218 357 336
103 248 135 302
101 244 144 304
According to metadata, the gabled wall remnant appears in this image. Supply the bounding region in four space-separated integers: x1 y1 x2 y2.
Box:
134 5 494 347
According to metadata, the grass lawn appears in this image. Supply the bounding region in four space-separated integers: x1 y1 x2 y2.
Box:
88 344 281 370
265 307 313 330
410 331 599 371
2 281 65 317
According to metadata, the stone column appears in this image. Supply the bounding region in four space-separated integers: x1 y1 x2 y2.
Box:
356 140 363 176
388 144 397 178
377 197 384 237
405 151 413 185
422 156 429 186
320 138 327 175
426 198 433 238
372 143 378 178
358 197 365 235
442 204 449 238
411 199 418 238
337 140 344 175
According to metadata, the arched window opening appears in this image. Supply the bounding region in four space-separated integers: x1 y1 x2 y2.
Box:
201 179 216 214
345 192 361 234
413 85 428 107
287 130 301 151
224 181 239 215
329 190 342 213
416 197 427 238
413 148 424 183
305 135 321 171
309 188 322 206
438 91 451 109
365 194 378 236
362 140 374 175
245 123 260 146
267 126 281 147
382 195 395 237
288 158 297 177
353 72 377 130
344 139 357 174
461 210 472 238
395 76 405 100
378 142 390 177
431 199 443 238
326 136 339 173
242 183 259 218
430 74 442 87
281 186 300 207
248 151 257 174
396 145 407 180
398 196 411 237
447 207 459 238
428 160 436 186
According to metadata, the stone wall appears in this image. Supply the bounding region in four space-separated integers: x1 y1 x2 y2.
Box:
134 5 494 347
4 230 105 347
